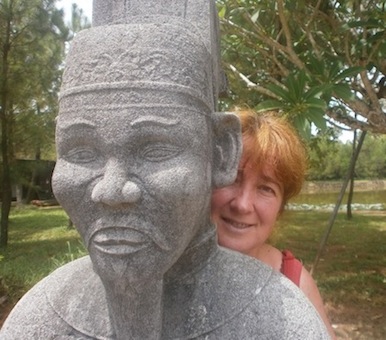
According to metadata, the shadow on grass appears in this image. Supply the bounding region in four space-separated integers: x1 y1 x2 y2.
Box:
273 210 386 339
8 207 72 238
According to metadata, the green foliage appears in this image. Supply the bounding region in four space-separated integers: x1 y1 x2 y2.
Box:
0 0 69 246
66 3 91 40
307 132 386 180
256 70 327 139
0 0 90 163
308 130 350 180
356 134 386 178
0 0 90 246
218 0 386 135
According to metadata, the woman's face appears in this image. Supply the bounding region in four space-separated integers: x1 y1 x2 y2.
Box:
211 142 284 257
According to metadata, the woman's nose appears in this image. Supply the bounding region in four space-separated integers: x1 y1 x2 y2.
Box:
229 186 255 214
91 160 141 206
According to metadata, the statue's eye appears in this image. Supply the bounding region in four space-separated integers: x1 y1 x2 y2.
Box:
141 143 182 162
66 147 97 163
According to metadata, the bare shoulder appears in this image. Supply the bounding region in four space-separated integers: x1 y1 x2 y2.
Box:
253 244 283 271
299 267 322 299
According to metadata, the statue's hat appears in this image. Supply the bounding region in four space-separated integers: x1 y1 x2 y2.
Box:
59 0 225 114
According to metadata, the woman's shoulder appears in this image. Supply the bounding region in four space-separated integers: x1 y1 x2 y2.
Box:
251 244 283 271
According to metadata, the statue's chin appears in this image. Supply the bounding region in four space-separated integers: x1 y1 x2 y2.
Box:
89 248 165 288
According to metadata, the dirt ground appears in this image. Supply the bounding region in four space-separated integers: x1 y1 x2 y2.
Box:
326 302 385 339
0 300 12 329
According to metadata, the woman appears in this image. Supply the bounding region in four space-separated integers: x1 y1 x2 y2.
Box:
211 109 336 339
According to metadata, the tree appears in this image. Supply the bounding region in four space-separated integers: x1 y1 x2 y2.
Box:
0 0 68 247
15 4 90 203
356 133 386 177
218 0 386 272
305 130 386 180
307 129 352 180
67 3 91 38
218 0 386 137
312 130 367 274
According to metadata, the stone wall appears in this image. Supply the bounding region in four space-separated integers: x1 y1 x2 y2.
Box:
301 179 386 194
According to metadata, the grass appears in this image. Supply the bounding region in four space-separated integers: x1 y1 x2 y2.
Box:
1 206 385 338
273 210 386 339
274 211 386 308
0 206 86 301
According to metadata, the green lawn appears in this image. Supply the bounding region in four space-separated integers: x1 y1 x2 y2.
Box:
275 211 386 308
0 206 86 301
274 210 386 339
1 206 385 338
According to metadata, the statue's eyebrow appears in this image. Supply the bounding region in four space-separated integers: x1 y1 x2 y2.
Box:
130 116 180 129
57 119 96 132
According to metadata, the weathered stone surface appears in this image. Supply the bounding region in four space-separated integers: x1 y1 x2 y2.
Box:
0 1 329 339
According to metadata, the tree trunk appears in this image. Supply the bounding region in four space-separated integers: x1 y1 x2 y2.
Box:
26 151 41 203
15 185 23 206
347 177 354 219
0 185 12 248
0 104 12 248
0 10 12 248
346 130 357 220
311 130 367 275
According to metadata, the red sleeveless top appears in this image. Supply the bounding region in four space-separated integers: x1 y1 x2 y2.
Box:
280 250 302 287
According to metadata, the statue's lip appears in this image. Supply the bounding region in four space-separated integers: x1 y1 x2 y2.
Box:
91 227 148 255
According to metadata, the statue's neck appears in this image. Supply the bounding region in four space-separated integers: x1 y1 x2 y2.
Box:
103 278 163 340
165 226 217 282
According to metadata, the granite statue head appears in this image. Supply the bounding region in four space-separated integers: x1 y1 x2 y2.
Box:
52 1 241 285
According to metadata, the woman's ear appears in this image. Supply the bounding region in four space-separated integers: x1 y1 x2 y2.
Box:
211 112 242 188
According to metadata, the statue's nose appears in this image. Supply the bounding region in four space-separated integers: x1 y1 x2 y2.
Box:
91 160 141 206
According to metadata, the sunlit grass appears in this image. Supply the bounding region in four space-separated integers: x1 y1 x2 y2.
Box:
273 210 386 309
0 206 86 300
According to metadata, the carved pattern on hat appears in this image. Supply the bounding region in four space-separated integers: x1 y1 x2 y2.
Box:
93 0 192 26
60 25 213 108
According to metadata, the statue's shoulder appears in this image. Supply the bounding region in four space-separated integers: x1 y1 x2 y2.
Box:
179 248 329 339
213 248 330 339
1 256 113 339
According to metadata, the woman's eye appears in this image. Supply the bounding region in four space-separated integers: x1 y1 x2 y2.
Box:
259 185 276 195
141 143 182 162
66 147 97 163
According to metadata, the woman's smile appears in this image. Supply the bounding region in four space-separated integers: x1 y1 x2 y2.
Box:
221 216 254 231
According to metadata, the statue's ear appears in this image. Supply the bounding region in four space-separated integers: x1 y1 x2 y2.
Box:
211 112 242 188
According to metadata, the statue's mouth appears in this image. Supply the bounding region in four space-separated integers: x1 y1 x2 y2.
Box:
91 227 148 255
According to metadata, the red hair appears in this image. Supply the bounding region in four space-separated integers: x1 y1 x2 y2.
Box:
237 109 307 207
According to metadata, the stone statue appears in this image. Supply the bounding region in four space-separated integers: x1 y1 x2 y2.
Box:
1 1 329 339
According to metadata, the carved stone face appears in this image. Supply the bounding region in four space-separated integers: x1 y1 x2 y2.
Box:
52 104 213 284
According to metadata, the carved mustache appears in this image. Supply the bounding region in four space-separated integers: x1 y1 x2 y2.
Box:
83 216 171 251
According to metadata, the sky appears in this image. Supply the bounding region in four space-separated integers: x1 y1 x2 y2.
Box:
55 0 354 143
57 0 93 21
